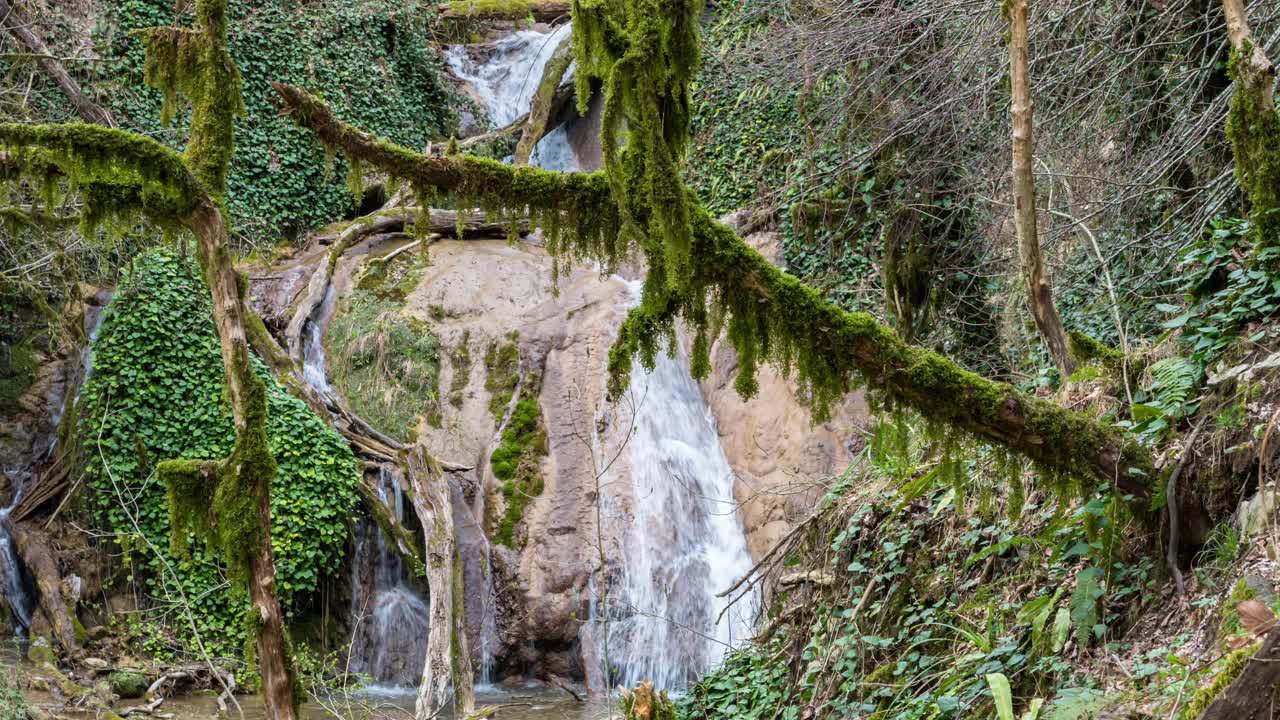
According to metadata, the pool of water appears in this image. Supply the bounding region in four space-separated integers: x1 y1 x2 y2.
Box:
25 680 616 720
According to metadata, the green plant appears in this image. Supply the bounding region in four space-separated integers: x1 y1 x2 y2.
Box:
78 248 358 661
328 255 440 441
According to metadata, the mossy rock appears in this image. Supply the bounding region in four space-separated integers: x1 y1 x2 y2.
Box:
108 671 149 699
27 636 55 666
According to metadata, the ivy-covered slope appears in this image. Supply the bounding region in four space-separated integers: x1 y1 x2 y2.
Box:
95 0 455 238
77 248 358 658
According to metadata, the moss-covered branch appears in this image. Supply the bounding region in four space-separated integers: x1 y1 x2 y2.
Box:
441 0 571 22
274 84 1153 497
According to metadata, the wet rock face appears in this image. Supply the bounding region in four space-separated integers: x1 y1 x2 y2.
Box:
397 238 634 679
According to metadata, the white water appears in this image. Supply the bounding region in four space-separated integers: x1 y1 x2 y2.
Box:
302 284 336 397
598 288 758 690
0 300 110 637
348 466 431 686
445 24 573 128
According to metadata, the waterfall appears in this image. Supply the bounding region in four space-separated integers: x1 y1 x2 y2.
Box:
348 466 431 687
445 24 574 128
599 295 759 690
447 20 758 691
302 282 336 398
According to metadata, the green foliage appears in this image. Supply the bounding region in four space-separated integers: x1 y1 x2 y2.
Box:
683 413 1157 720
0 340 38 414
101 0 455 237
78 248 358 660
484 337 520 421
1161 216 1280 366
328 255 440 441
0 669 31 720
1181 642 1258 719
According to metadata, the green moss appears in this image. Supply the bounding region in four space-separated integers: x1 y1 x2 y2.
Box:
1216 577 1259 645
0 342 38 414
1182 642 1259 719
445 0 538 16
484 337 520 422
491 398 547 547
279 7 1151 497
449 331 472 409
327 255 440 442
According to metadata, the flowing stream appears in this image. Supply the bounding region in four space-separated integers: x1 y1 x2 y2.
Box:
448 24 758 691
348 466 431 687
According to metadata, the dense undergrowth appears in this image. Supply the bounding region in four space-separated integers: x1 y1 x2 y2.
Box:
76 248 358 663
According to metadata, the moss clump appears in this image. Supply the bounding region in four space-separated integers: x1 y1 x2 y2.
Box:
491 398 547 547
0 342 38 414
449 331 472 409
445 0 540 16
484 336 520 422
1182 642 1258 719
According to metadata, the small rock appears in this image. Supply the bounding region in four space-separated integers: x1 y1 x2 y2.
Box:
1246 572 1279 605
1237 490 1277 539
28 676 50 692
108 670 149 699
84 625 110 642
82 657 110 672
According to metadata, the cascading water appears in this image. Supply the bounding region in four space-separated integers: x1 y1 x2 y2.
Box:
600 294 759 690
448 20 759 690
348 466 430 686
445 24 573 128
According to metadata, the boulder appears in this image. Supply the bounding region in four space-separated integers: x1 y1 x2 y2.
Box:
108 670 149 699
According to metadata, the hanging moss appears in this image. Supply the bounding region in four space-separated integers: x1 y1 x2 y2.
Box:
0 123 201 235
1224 43 1280 268
140 0 244 199
484 337 520 421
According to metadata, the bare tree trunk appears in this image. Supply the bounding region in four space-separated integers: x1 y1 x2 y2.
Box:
0 0 112 126
514 35 574 165
1007 0 1075 378
404 446 473 720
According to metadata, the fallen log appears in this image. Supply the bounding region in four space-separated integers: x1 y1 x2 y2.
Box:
441 0 571 23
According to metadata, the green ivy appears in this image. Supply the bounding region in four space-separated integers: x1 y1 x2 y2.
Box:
77 248 358 660
98 0 456 239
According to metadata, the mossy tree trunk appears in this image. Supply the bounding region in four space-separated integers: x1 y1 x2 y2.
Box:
1007 0 1076 379
404 446 473 720
442 0 571 22
1197 624 1280 719
0 0 298 715
1220 0 1280 268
